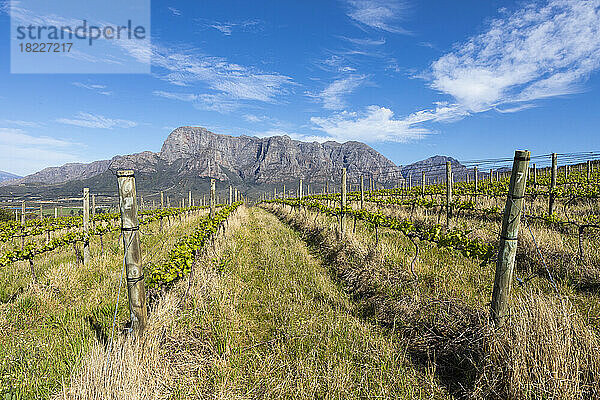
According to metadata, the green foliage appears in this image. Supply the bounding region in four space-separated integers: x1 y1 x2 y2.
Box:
147 202 243 288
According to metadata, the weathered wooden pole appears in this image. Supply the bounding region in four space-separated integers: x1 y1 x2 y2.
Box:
235 188 238 203
210 179 216 219
54 207 58 219
549 153 557 216
421 171 426 196
116 170 148 333
274 187 277 200
39 204 43 220
188 191 192 208
92 194 96 218
587 160 592 183
299 179 304 199
160 191 164 208
533 163 537 187
83 188 90 265
446 161 452 228
360 175 365 210
490 150 530 327
340 168 347 239
21 201 25 224
229 186 233 205
283 185 286 199
408 174 412 189
473 167 479 205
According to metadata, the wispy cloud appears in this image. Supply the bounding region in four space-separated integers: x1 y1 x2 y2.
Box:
429 0 600 114
346 0 410 34
307 75 368 110
153 91 241 113
168 7 181 16
0 127 74 147
200 19 261 36
1 119 43 128
72 82 112 96
0 128 81 174
311 105 428 142
340 36 386 46
56 112 138 129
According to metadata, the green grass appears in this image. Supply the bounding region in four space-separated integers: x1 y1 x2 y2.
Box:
0 211 209 399
170 207 446 399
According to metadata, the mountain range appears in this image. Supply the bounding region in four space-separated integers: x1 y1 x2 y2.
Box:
0 127 470 200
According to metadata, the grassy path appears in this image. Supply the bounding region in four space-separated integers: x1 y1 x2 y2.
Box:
174 207 446 399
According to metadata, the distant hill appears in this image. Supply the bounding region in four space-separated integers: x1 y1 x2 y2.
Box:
0 127 400 199
0 171 21 183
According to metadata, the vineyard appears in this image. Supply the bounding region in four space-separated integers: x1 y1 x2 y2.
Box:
1 153 600 399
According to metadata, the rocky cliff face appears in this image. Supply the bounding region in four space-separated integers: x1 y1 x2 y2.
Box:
159 127 398 184
2 127 400 187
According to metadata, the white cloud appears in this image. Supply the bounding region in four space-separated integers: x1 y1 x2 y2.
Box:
0 128 81 175
430 0 600 113
254 129 328 143
56 112 138 129
142 44 293 105
243 114 263 123
168 7 181 16
0 128 74 147
308 75 367 110
311 105 429 142
211 23 234 35
346 0 410 34
72 82 112 96
341 36 386 46
153 91 241 113
1 119 43 128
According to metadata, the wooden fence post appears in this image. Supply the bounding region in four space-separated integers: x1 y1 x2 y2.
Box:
360 175 365 209
229 186 233 205
587 160 591 183
54 207 58 219
490 150 530 327
160 191 164 208
299 179 304 199
39 204 43 220
421 171 426 196
340 168 347 239
83 188 90 265
474 167 479 205
549 153 557 216
21 201 25 224
446 161 452 228
210 179 216 219
283 185 286 199
116 170 148 333
533 163 537 188
188 191 192 208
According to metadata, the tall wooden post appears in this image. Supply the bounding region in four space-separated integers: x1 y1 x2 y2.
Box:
421 171 426 196
210 179 216 219
549 153 557 216
340 168 347 239
283 185 286 199
446 161 452 228
408 174 412 189
587 160 592 183
229 186 233 205
533 164 537 187
116 170 148 333
54 207 58 219
360 176 365 209
160 191 164 208
274 187 277 200
83 188 90 265
188 191 192 208
39 204 43 220
21 201 25 224
490 150 530 327
235 188 238 203
299 179 304 199
92 194 96 218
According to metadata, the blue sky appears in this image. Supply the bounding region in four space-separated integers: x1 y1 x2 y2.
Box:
1 0 599 175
